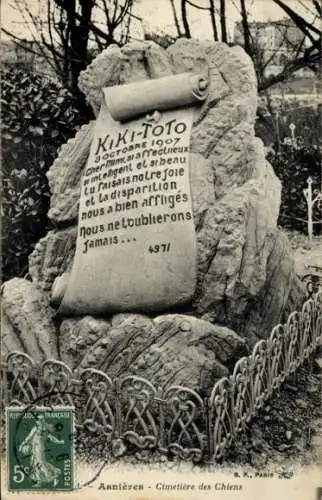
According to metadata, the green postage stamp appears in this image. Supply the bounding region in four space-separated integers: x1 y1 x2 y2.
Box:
6 406 75 492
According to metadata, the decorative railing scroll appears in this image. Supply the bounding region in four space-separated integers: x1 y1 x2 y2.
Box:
251 339 269 410
268 323 286 391
40 359 75 407
117 375 159 450
5 352 37 406
208 377 234 460
162 386 207 462
80 368 115 437
2 290 321 462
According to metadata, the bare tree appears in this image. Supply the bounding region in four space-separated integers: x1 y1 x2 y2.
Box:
2 0 134 97
168 0 321 92
240 0 321 91
4 0 320 97
170 0 222 39
181 0 192 38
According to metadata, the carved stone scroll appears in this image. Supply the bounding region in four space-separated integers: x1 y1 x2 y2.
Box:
55 73 208 315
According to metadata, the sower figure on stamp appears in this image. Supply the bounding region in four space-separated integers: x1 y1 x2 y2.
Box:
18 415 64 488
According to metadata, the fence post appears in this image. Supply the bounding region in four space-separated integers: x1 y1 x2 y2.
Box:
304 177 313 240
156 386 166 455
114 377 122 439
304 177 322 240
205 397 213 460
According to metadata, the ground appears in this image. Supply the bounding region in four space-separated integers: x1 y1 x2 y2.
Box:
281 229 322 282
224 356 321 472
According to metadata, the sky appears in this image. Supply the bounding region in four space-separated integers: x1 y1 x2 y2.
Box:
134 0 315 39
1 0 318 42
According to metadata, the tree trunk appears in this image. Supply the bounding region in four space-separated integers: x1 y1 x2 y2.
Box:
169 0 183 37
69 0 94 94
220 0 227 42
209 0 218 41
181 0 191 38
240 0 251 55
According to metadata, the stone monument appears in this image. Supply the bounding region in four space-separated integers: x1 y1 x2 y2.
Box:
1 40 306 393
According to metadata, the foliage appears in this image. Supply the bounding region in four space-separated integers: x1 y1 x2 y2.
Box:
268 143 322 234
2 68 83 282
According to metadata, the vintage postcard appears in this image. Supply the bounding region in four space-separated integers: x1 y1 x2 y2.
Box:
1 0 321 499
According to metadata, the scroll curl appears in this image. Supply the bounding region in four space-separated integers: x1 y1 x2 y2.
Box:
103 72 208 122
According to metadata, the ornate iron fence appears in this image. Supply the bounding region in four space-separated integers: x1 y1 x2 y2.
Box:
2 290 321 462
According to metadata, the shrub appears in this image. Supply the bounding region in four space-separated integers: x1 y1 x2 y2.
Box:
2 68 83 281
268 144 322 234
